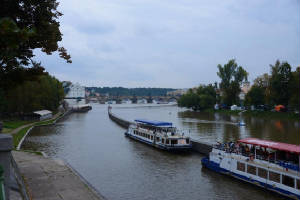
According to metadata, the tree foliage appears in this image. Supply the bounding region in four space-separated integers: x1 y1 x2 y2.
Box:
2 74 64 115
217 59 248 105
288 67 299 110
178 85 216 111
0 1 71 68
245 61 298 111
0 0 70 117
269 60 292 106
245 85 265 106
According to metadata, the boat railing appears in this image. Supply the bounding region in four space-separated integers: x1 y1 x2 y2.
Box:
214 143 300 172
276 160 300 172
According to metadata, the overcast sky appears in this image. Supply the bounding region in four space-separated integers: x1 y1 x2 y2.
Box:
34 0 300 88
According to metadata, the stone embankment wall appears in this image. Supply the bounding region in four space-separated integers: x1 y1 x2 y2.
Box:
108 108 213 155
108 109 132 128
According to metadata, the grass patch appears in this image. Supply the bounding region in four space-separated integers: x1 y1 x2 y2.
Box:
3 120 33 129
13 126 32 148
11 112 64 148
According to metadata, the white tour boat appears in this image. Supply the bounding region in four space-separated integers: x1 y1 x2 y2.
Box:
125 119 192 151
202 138 300 199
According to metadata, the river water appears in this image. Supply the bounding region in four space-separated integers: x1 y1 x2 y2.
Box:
22 104 299 200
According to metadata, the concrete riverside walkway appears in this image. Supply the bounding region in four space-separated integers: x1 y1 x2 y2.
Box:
12 151 105 200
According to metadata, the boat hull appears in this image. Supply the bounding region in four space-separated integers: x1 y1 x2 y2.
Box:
125 132 192 152
201 157 300 200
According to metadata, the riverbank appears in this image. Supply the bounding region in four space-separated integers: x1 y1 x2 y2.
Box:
205 109 299 120
12 150 105 200
2 110 71 148
3 108 107 200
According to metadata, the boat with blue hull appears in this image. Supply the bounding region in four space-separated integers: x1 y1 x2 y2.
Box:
125 119 192 151
202 138 300 199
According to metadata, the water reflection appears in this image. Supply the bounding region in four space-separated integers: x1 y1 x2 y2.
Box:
177 110 299 145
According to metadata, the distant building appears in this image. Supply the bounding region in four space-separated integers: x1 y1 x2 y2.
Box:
239 81 251 101
65 83 85 98
64 83 86 106
167 89 188 96
33 110 52 121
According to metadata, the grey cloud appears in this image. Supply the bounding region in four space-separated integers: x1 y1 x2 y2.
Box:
35 0 299 88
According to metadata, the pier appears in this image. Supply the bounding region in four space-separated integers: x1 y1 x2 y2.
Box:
108 107 213 155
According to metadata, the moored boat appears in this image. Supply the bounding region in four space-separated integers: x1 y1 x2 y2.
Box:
125 119 192 151
201 138 300 199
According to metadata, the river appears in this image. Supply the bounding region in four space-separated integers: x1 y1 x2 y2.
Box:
22 104 299 200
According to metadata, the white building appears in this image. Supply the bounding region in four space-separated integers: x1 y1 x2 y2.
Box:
65 83 85 98
167 89 188 96
33 110 52 121
239 81 251 101
64 83 86 106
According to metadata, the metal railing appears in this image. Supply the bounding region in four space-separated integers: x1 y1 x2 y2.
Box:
214 143 300 172
0 165 5 200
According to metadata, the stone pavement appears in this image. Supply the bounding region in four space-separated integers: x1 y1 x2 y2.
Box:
12 151 105 200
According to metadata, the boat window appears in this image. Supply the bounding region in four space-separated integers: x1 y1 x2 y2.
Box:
297 179 300 190
162 139 165 144
186 139 189 144
269 171 280 183
257 168 267 179
247 164 256 175
282 175 294 188
166 139 169 144
151 136 153 140
237 162 245 172
171 140 178 145
156 137 160 142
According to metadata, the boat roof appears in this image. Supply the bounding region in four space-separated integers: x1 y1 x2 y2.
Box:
238 138 300 154
134 119 172 127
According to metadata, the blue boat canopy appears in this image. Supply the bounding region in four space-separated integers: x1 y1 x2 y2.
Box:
135 119 172 127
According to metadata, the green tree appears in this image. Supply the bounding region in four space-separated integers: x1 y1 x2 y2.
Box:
4 74 64 114
217 59 248 106
269 60 291 106
253 73 271 105
0 1 71 105
289 67 299 111
178 90 200 111
178 85 216 111
245 85 265 107
0 1 71 68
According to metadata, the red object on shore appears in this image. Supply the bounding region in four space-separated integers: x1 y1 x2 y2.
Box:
275 105 285 112
238 138 300 154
